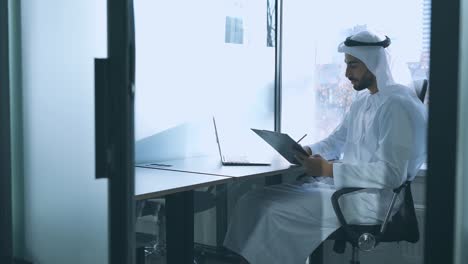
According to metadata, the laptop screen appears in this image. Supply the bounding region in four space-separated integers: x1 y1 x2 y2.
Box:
212 117 225 161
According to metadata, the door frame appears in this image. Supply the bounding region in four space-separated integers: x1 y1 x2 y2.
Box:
104 0 136 263
0 0 13 261
425 0 460 263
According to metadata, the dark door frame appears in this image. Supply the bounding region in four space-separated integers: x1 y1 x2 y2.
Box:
106 0 136 263
425 0 460 263
0 0 13 261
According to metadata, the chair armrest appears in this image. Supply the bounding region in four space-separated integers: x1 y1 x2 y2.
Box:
331 181 411 234
330 187 367 248
331 187 365 226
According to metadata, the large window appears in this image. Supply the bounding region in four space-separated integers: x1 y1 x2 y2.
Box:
281 0 431 144
135 0 276 158
135 0 431 157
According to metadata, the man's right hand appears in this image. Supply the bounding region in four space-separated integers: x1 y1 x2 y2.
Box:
294 153 333 177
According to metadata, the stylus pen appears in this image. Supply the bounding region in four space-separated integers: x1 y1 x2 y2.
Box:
296 134 307 143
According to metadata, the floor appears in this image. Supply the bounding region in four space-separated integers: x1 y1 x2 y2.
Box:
139 241 241 264
144 249 240 264
146 255 238 264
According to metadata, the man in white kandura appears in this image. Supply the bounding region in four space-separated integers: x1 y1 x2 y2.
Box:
223 29 427 264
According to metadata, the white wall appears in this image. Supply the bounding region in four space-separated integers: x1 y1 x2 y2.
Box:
21 1 108 263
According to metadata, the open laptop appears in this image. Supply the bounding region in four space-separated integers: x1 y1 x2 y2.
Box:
213 117 270 166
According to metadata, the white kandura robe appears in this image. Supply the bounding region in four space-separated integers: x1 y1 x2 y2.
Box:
223 87 427 264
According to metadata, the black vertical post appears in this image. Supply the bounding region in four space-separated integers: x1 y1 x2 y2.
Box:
425 0 460 263
0 0 13 262
268 0 284 186
166 191 195 264
107 0 135 263
216 184 228 247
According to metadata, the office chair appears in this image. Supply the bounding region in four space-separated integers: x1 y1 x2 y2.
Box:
309 79 428 264
136 186 222 264
193 184 237 264
136 198 167 259
321 180 419 264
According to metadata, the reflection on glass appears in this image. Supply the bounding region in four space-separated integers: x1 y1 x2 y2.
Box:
135 0 276 158
266 0 276 47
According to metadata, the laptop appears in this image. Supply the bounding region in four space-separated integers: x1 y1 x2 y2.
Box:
213 117 270 166
251 128 309 165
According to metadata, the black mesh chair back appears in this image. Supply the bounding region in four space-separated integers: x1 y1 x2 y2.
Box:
379 184 419 243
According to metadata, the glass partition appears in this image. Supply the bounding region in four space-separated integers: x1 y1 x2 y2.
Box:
20 0 109 263
135 0 276 160
134 0 278 258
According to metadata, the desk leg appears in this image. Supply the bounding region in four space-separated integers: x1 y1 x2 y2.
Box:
216 184 228 247
166 190 194 264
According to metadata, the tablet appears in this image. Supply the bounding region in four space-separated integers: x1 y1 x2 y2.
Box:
251 129 309 165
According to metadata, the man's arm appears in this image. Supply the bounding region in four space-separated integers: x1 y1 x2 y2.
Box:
333 100 419 189
305 110 350 160
296 110 351 176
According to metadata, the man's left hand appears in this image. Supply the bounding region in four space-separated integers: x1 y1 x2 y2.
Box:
294 153 333 177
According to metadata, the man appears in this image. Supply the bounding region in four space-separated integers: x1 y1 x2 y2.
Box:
223 30 427 264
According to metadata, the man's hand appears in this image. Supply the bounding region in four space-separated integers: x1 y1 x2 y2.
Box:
295 153 333 177
302 145 312 156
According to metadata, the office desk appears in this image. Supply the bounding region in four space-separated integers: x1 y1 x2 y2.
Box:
135 167 231 200
137 155 303 179
135 157 301 264
136 158 429 264
135 167 231 264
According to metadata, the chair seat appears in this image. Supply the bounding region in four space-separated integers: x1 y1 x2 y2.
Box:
326 183 420 256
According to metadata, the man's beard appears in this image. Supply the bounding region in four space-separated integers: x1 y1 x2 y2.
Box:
351 71 375 91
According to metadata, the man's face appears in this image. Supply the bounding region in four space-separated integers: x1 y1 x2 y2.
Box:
344 54 376 91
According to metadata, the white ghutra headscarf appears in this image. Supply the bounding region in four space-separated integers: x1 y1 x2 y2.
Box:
337 30 417 98
337 29 427 181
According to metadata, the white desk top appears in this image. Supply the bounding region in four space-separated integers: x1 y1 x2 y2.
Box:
137 155 303 179
134 167 231 200
135 159 427 200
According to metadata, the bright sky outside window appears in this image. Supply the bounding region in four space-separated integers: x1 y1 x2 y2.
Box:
134 0 275 159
